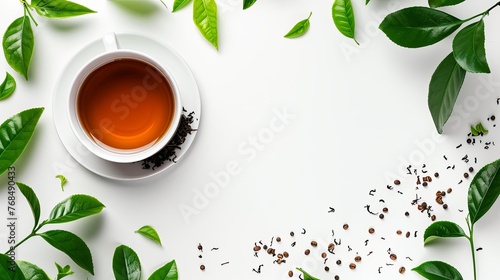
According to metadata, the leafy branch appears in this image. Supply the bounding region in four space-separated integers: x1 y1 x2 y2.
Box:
414 159 500 280
2 0 95 80
379 0 500 133
1 182 105 279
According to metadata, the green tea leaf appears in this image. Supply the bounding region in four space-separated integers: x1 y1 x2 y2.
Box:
423 221 467 244
296 268 320 280
2 16 34 80
0 72 16 100
284 12 312 39
16 182 41 229
412 261 463 280
17 261 50 280
172 0 192 12
475 122 488 135
45 194 105 224
148 260 178 280
0 108 44 175
243 0 257 10
135 225 162 245
428 52 466 134
56 174 68 191
452 19 489 73
365 0 370 4
468 159 500 225
332 0 358 44
31 0 96 18
193 0 218 50
379 7 463 48
38 230 94 275
113 245 141 280
429 0 465 8
0 254 26 280
55 263 74 280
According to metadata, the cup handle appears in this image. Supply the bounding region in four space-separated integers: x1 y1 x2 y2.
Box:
103 32 119 52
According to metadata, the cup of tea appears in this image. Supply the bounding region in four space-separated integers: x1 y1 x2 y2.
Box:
68 33 182 163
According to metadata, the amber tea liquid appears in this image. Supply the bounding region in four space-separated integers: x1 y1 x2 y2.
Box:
77 58 175 150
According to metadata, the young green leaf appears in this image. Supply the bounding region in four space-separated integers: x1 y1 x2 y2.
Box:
475 122 488 135
429 0 465 8
243 0 257 10
0 108 44 175
428 52 466 134
0 254 26 280
379 7 463 48
56 174 68 191
135 225 162 245
17 260 50 280
38 230 94 275
16 182 41 229
148 260 178 280
173 0 192 12
45 194 105 225
2 16 34 80
423 221 467 244
365 0 370 4
468 159 500 225
55 263 74 280
332 0 358 44
193 0 218 50
113 245 141 280
412 260 463 280
0 72 16 100
31 0 96 18
296 268 320 280
470 125 480 136
452 19 490 73
284 12 312 39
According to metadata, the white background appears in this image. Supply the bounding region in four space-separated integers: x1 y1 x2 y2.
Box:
1 0 500 279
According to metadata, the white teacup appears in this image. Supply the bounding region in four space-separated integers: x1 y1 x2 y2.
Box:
68 33 182 163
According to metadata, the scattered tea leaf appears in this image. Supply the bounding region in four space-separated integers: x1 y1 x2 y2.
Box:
0 253 26 280
55 263 74 280
429 0 466 8
45 194 105 225
471 122 488 136
0 72 16 100
0 108 44 175
193 0 218 50
31 0 96 18
173 0 192 12
468 159 500 225
148 260 178 280
296 267 320 280
284 12 312 39
332 0 358 44
16 182 41 228
136 225 162 245
379 7 463 48
113 245 141 280
452 19 490 73
38 230 94 275
412 261 463 280
424 221 467 244
428 52 466 134
56 174 68 191
17 260 50 280
2 16 34 80
243 0 257 10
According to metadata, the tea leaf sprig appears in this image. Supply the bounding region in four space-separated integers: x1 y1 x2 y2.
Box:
378 1 500 133
1 182 104 279
2 0 95 80
414 159 500 280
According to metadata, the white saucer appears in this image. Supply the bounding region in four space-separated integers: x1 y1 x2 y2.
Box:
53 33 201 181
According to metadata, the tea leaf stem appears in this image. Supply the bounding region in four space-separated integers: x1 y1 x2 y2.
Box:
466 217 477 280
463 1 500 23
22 1 38 26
